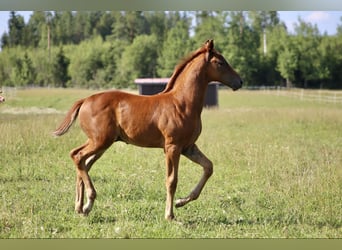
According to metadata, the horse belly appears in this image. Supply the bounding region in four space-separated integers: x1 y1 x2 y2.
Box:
119 126 164 148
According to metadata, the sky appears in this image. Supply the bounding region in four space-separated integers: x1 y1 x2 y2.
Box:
278 11 341 34
0 11 341 38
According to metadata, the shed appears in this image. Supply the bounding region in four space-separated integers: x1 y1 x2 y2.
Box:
134 78 219 107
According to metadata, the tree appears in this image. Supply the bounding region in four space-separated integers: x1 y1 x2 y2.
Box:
249 11 280 57
223 11 260 86
336 16 342 35
95 12 115 40
0 11 341 89
7 11 26 47
249 11 280 32
145 12 166 35
193 11 227 51
111 11 149 43
277 44 299 87
25 11 47 47
101 39 128 88
11 52 36 86
144 11 171 47
53 11 74 45
51 46 70 87
293 18 322 88
157 20 192 77
318 34 342 89
118 34 158 87
0 48 15 86
1 33 10 48
265 22 289 85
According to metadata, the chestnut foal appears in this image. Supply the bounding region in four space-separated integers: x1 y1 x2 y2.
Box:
54 40 242 220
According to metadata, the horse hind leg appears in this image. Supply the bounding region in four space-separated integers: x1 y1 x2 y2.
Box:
82 150 108 215
75 172 85 214
70 141 108 215
175 144 213 208
70 143 88 214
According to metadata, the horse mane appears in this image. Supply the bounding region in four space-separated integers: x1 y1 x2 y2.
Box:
161 45 208 93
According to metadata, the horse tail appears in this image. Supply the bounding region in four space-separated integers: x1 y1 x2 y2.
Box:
53 98 84 136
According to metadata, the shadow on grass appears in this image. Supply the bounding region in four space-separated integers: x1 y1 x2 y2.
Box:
177 197 341 232
89 213 117 224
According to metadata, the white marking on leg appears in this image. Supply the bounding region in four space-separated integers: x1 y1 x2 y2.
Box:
85 154 96 166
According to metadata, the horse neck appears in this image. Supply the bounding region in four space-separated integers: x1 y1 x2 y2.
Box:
169 56 209 113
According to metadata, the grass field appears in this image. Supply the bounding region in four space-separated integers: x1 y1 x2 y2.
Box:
0 88 341 238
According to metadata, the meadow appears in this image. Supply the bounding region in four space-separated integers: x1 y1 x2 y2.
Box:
0 88 341 238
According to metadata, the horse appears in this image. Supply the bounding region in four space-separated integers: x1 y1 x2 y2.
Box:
53 40 243 220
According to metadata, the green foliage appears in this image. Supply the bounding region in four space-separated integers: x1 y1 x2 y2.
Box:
119 34 158 86
7 11 26 47
111 11 149 43
1 11 342 89
51 47 70 87
293 19 322 87
67 38 101 88
193 12 227 51
157 20 192 77
25 11 48 47
223 12 260 85
11 52 36 86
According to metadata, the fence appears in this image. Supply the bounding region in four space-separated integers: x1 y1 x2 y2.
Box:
247 86 342 104
2 86 342 105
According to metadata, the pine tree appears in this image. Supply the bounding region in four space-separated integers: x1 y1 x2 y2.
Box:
52 46 70 87
11 52 36 86
8 11 26 47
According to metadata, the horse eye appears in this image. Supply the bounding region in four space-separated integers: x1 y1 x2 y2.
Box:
217 61 223 67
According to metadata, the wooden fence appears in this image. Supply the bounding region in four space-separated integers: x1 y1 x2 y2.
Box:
248 86 342 104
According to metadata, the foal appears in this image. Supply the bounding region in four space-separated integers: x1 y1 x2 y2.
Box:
54 40 242 220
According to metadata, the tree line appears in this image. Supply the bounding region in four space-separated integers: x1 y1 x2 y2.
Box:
0 11 342 89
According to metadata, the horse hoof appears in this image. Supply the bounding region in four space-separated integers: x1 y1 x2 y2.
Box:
175 198 187 208
165 214 175 221
75 206 83 214
82 208 91 215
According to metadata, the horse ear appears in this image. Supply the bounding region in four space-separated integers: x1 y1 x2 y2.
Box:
205 39 214 52
205 39 214 61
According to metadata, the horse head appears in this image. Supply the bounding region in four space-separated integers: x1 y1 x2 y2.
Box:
204 39 243 91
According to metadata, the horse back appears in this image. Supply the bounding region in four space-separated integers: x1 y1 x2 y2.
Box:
78 90 201 149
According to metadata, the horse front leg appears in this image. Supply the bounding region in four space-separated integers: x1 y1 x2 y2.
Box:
176 144 213 208
164 144 181 220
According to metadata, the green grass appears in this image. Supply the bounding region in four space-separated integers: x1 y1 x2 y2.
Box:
0 88 341 238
